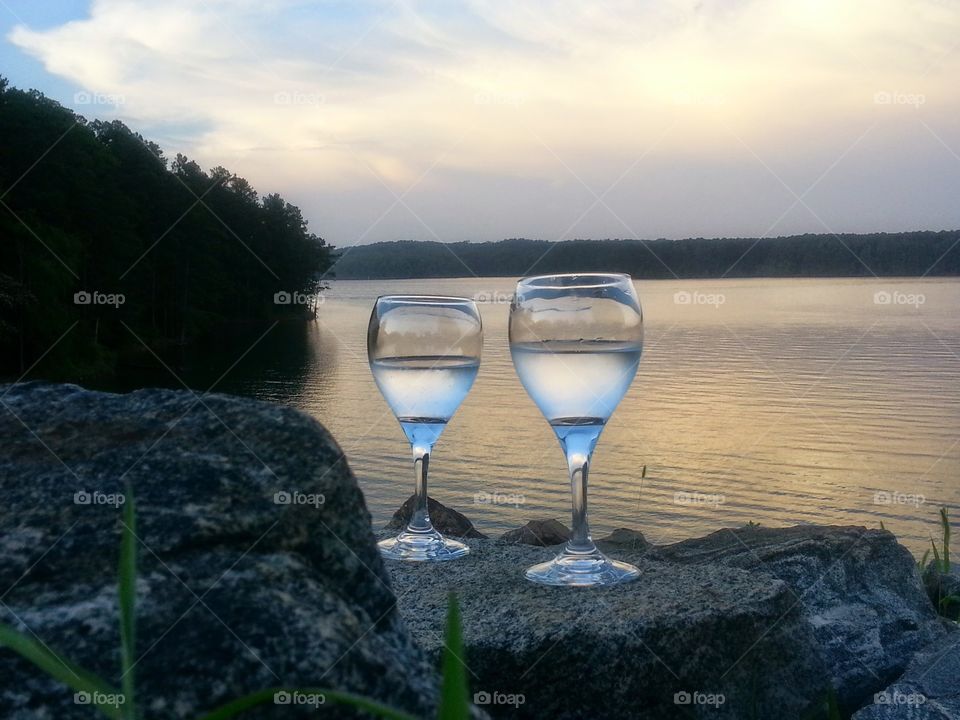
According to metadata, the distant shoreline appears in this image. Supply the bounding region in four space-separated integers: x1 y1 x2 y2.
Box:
329 274 960 282
329 232 960 280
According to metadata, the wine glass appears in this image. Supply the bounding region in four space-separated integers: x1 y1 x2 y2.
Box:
509 273 643 586
368 295 482 561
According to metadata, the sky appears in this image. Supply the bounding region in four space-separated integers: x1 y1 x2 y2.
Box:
1 0 959 248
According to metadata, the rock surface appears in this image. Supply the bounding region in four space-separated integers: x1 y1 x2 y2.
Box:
656 525 946 714
384 525 946 719
384 535 830 719
852 631 960 719
500 519 570 546
385 494 487 538
0 383 441 719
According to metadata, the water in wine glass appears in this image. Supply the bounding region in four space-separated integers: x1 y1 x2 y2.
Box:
510 340 641 427
509 273 643 586
370 355 480 447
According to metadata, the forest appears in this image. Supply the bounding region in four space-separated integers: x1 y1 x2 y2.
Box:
331 232 960 279
0 78 332 380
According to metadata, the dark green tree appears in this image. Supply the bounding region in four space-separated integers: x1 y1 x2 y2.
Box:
0 77 333 380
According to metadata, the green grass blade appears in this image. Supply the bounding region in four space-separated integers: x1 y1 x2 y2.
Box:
939 594 960 610
931 538 942 571
826 688 842 720
118 489 137 719
437 593 470 720
0 622 123 719
919 548 931 572
940 507 950 571
194 687 419 720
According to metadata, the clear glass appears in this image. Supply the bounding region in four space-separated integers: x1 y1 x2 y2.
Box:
509 273 643 586
368 295 482 561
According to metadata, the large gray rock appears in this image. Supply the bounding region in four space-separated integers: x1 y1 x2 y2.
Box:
384 525 946 720
384 535 831 719
852 631 960 719
0 382 440 719
657 525 946 714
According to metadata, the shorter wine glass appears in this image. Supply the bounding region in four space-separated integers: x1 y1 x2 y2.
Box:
509 273 643 586
368 295 482 561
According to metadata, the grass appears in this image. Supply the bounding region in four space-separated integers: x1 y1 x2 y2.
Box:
437 594 469 720
0 489 470 719
917 507 959 621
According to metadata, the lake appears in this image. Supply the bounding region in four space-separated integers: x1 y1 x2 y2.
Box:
114 276 960 555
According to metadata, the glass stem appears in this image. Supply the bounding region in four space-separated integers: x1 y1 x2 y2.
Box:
408 444 433 533
559 426 601 554
567 451 594 552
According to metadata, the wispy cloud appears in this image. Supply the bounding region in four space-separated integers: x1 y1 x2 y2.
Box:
8 0 960 243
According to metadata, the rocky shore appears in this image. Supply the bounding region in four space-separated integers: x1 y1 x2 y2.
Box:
0 384 956 719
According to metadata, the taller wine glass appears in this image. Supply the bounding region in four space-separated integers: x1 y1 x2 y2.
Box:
368 295 482 561
509 273 643 586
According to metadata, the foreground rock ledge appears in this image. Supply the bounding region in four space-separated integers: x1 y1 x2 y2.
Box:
1 383 947 720
383 524 947 720
0 383 442 719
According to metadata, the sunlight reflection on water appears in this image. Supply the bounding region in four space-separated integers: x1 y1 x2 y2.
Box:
183 277 960 555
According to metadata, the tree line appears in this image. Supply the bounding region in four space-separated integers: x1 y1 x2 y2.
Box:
331 233 960 279
0 78 332 380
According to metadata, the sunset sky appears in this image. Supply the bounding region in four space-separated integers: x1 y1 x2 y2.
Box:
2 0 959 247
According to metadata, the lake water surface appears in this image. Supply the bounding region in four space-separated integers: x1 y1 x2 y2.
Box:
126 277 960 555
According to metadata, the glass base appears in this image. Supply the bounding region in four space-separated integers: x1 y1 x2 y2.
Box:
378 528 470 562
525 547 640 587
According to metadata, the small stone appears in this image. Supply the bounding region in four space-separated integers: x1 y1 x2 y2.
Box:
596 527 650 552
500 519 571 546
385 494 487 538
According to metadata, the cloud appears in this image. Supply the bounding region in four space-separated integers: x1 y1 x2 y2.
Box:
8 0 960 243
